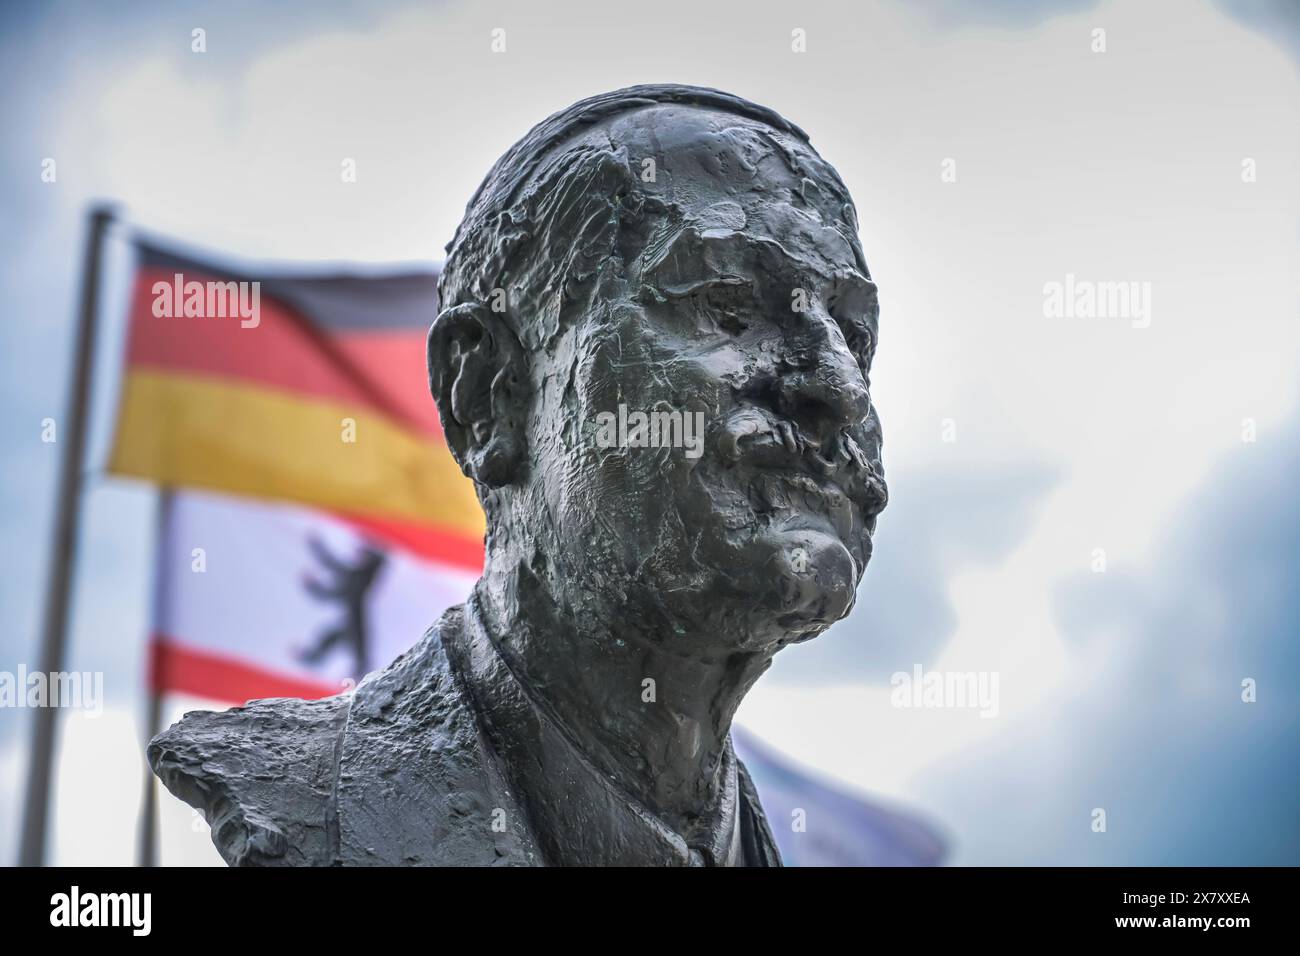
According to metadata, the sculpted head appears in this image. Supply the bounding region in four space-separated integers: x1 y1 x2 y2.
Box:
430 84 886 657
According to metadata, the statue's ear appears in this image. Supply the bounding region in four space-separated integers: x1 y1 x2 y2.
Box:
427 302 528 488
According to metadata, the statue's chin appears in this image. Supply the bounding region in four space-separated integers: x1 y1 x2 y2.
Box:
747 526 860 643
570 505 862 650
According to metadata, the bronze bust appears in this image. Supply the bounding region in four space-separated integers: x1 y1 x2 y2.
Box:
149 84 887 866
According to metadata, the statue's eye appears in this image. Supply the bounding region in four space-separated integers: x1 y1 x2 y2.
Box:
851 324 876 375
828 284 878 376
692 282 754 336
829 317 872 377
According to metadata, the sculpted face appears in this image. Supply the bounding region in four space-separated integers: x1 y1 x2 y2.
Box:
522 105 887 653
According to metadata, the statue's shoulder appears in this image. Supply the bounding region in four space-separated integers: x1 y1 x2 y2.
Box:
150 606 538 866
333 605 538 865
148 689 350 866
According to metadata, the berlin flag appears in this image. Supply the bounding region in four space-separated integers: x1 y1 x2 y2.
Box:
149 490 476 705
141 488 478 865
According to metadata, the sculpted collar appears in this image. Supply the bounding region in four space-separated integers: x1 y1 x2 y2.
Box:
445 590 745 867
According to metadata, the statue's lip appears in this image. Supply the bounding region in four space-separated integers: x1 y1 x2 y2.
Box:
747 468 871 544
717 411 886 520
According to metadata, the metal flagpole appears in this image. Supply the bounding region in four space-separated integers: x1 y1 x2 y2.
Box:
18 204 116 866
137 488 172 867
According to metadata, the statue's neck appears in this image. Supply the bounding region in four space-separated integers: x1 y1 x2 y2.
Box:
472 562 772 836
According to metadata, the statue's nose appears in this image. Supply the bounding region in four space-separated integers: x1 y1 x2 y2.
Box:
778 311 871 430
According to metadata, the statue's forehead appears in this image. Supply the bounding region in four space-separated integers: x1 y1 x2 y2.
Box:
639 206 866 292
586 105 865 280
600 105 827 203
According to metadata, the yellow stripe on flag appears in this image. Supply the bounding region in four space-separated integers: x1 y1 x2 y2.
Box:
110 370 485 536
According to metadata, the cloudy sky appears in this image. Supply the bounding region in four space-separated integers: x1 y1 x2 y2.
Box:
2 0 1297 865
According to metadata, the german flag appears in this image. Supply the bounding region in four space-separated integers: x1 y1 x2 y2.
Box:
109 242 484 571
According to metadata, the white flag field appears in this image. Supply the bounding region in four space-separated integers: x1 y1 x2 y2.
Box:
150 490 477 703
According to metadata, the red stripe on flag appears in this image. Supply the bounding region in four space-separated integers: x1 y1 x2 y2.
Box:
332 511 484 572
331 331 442 437
149 638 341 704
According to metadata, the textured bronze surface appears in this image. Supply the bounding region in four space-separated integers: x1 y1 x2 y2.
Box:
150 84 886 866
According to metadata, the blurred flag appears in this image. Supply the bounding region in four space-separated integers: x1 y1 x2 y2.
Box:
732 726 947 866
108 242 483 568
149 490 476 703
